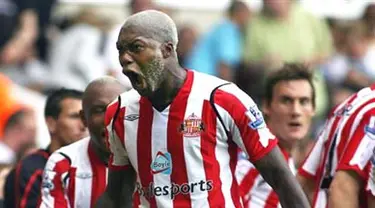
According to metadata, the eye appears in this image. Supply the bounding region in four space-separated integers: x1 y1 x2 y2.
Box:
300 98 311 106
130 43 144 53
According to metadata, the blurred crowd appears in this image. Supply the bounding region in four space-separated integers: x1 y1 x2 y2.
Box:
0 0 375 206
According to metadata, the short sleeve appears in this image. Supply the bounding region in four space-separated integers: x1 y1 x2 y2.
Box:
337 110 375 179
40 153 70 207
105 98 130 170
213 84 278 162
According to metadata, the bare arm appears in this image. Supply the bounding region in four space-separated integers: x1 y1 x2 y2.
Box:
254 146 310 208
296 174 316 205
368 196 375 208
328 170 362 208
95 167 136 208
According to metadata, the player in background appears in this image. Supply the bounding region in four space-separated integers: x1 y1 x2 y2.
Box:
236 63 316 207
96 10 310 208
39 77 130 208
297 84 375 208
3 88 86 208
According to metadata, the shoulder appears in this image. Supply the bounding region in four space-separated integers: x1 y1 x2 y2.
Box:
46 137 90 171
18 149 50 174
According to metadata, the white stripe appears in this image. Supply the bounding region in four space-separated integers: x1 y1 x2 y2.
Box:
247 175 269 208
183 93 210 208
348 104 375 169
216 105 235 207
151 109 173 208
123 103 147 206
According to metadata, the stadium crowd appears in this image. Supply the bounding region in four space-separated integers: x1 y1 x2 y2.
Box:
0 0 374 207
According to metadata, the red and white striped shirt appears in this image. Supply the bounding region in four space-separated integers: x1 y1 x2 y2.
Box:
298 85 375 208
236 147 296 208
40 137 108 208
105 70 278 208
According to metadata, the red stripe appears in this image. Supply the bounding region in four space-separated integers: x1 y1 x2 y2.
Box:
137 97 156 207
228 136 242 208
201 100 225 206
133 191 141 208
50 159 70 207
214 89 278 162
239 168 259 200
15 162 22 207
337 99 375 162
88 142 107 207
264 192 279 208
167 70 193 208
19 169 43 208
67 168 77 207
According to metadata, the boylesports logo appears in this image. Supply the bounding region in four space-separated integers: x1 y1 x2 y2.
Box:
136 180 213 199
151 151 172 175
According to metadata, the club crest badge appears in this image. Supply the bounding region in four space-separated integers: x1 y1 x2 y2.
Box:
179 113 205 137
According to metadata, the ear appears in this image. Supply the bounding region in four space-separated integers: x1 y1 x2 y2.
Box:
80 110 88 127
161 42 174 59
45 117 57 134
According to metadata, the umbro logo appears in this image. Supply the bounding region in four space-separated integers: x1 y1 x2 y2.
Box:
124 114 139 121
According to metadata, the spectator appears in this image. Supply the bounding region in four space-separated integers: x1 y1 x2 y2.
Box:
323 22 375 92
242 0 333 135
0 108 36 165
3 88 86 208
185 0 250 81
46 7 112 91
177 25 197 68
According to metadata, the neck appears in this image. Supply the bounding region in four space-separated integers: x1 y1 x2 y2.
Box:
49 137 62 153
148 64 187 111
90 140 110 165
277 137 297 155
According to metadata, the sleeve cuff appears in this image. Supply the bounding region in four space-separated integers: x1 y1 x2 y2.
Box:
250 139 278 162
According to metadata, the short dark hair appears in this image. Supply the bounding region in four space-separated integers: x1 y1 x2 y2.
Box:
227 0 247 17
44 88 83 119
264 63 316 107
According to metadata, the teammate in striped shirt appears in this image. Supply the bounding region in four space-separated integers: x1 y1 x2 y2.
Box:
40 77 129 208
235 64 316 208
297 84 375 208
96 10 310 208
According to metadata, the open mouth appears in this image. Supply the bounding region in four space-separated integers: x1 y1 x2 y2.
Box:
288 122 302 128
125 71 143 88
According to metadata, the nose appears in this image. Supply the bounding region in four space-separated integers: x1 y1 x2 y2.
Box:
119 51 134 68
291 101 302 117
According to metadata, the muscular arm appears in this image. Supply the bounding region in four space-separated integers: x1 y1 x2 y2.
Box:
254 146 310 208
95 167 136 208
296 174 316 205
328 170 362 208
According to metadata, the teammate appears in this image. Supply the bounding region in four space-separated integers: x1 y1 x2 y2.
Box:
96 10 310 208
236 64 316 207
297 84 375 208
39 76 129 208
4 89 86 208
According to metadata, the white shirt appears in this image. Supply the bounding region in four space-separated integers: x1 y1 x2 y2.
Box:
0 142 15 164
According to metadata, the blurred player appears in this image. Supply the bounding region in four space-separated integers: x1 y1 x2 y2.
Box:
96 10 310 208
297 84 375 208
39 76 129 207
236 64 316 207
4 88 86 208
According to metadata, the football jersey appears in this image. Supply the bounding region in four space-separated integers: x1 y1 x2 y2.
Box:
236 147 296 208
105 70 278 208
298 85 375 208
40 137 108 208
